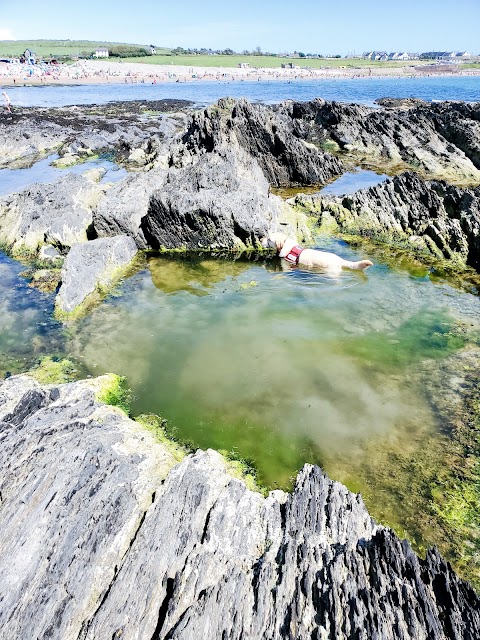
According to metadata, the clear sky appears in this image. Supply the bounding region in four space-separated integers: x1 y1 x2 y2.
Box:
0 0 479 55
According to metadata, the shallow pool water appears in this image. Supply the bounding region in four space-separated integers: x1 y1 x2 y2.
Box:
320 169 388 195
0 252 66 376
64 240 479 488
0 154 128 197
1 238 480 582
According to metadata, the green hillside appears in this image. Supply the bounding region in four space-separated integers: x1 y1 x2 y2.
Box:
0 40 171 58
126 54 429 69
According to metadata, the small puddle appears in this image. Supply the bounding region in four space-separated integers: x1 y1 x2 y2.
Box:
274 168 388 199
0 154 128 197
320 169 388 195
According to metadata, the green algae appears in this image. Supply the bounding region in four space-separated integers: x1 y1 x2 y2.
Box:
29 356 79 385
135 413 188 462
339 310 467 372
95 373 133 414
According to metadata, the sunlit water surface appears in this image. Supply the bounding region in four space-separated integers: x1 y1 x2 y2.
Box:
0 154 128 197
8 75 480 107
2 237 480 579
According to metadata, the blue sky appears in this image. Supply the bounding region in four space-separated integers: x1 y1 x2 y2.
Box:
0 0 479 55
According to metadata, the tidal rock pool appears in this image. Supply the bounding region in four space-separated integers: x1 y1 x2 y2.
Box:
1 236 479 585
0 153 128 197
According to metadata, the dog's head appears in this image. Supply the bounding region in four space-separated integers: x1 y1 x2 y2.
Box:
260 231 292 253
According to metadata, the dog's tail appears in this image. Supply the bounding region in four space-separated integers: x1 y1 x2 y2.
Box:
348 259 373 270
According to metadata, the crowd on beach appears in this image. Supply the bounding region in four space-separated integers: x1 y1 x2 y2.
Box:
1 59 480 88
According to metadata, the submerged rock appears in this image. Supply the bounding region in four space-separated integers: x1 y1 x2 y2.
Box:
55 235 138 319
294 172 480 270
0 374 478 639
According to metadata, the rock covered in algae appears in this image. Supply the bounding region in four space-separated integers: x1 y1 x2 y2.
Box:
55 235 138 319
287 98 480 184
295 171 480 270
0 374 478 639
0 173 105 255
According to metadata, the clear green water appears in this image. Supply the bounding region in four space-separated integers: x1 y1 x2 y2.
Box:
1 239 480 584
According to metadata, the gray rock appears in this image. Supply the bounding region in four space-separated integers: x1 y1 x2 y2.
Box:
0 374 478 639
0 173 105 254
182 98 344 187
55 236 138 318
0 103 189 169
287 99 480 183
297 172 480 269
39 244 63 262
142 146 286 250
93 168 168 248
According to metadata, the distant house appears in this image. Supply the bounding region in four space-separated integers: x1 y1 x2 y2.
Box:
94 47 109 58
149 46 156 55
387 52 418 61
238 62 250 68
364 51 388 61
281 62 300 69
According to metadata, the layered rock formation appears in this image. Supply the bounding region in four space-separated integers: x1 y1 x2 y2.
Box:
0 172 105 254
0 374 479 639
293 172 480 269
142 146 286 250
285 99 480 184
181 98 344 187
55 235 138 319
0 100 190 169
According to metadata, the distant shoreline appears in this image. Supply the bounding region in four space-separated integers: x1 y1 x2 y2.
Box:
2 59 480 88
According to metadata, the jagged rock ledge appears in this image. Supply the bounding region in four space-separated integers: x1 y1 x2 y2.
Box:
0 374 478 639
292 171 480 271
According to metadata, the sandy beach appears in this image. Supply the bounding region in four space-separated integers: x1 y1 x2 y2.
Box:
1 59 480 87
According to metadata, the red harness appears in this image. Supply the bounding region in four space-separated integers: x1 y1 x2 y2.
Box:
284 245 304 265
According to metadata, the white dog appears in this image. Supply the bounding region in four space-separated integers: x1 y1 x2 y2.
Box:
261 232 373 271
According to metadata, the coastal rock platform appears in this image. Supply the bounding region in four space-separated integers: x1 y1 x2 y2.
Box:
0 374 479 639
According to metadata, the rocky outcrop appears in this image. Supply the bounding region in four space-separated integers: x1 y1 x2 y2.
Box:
182 98 344 187
285 99 480 184
0 101 190 169
294 172 480 269
0 374 478 639
142 146 286 250
0 172 105 255
3 98 480 265
55 235 138 318
93 168 168 247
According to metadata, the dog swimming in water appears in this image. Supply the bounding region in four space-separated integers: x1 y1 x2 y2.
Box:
261 232 373 272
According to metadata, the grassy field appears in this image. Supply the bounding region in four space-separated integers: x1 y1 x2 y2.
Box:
0 40 170 58
126 54 430 69
1 43 477 71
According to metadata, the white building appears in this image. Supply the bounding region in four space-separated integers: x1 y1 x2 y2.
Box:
94 47 109 58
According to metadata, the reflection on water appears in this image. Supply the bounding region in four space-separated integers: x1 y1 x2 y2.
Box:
0 252 65 376
320 169 388 195
68 242 479 493
148 253 253 296
2 240 480 583
0 154 128 197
